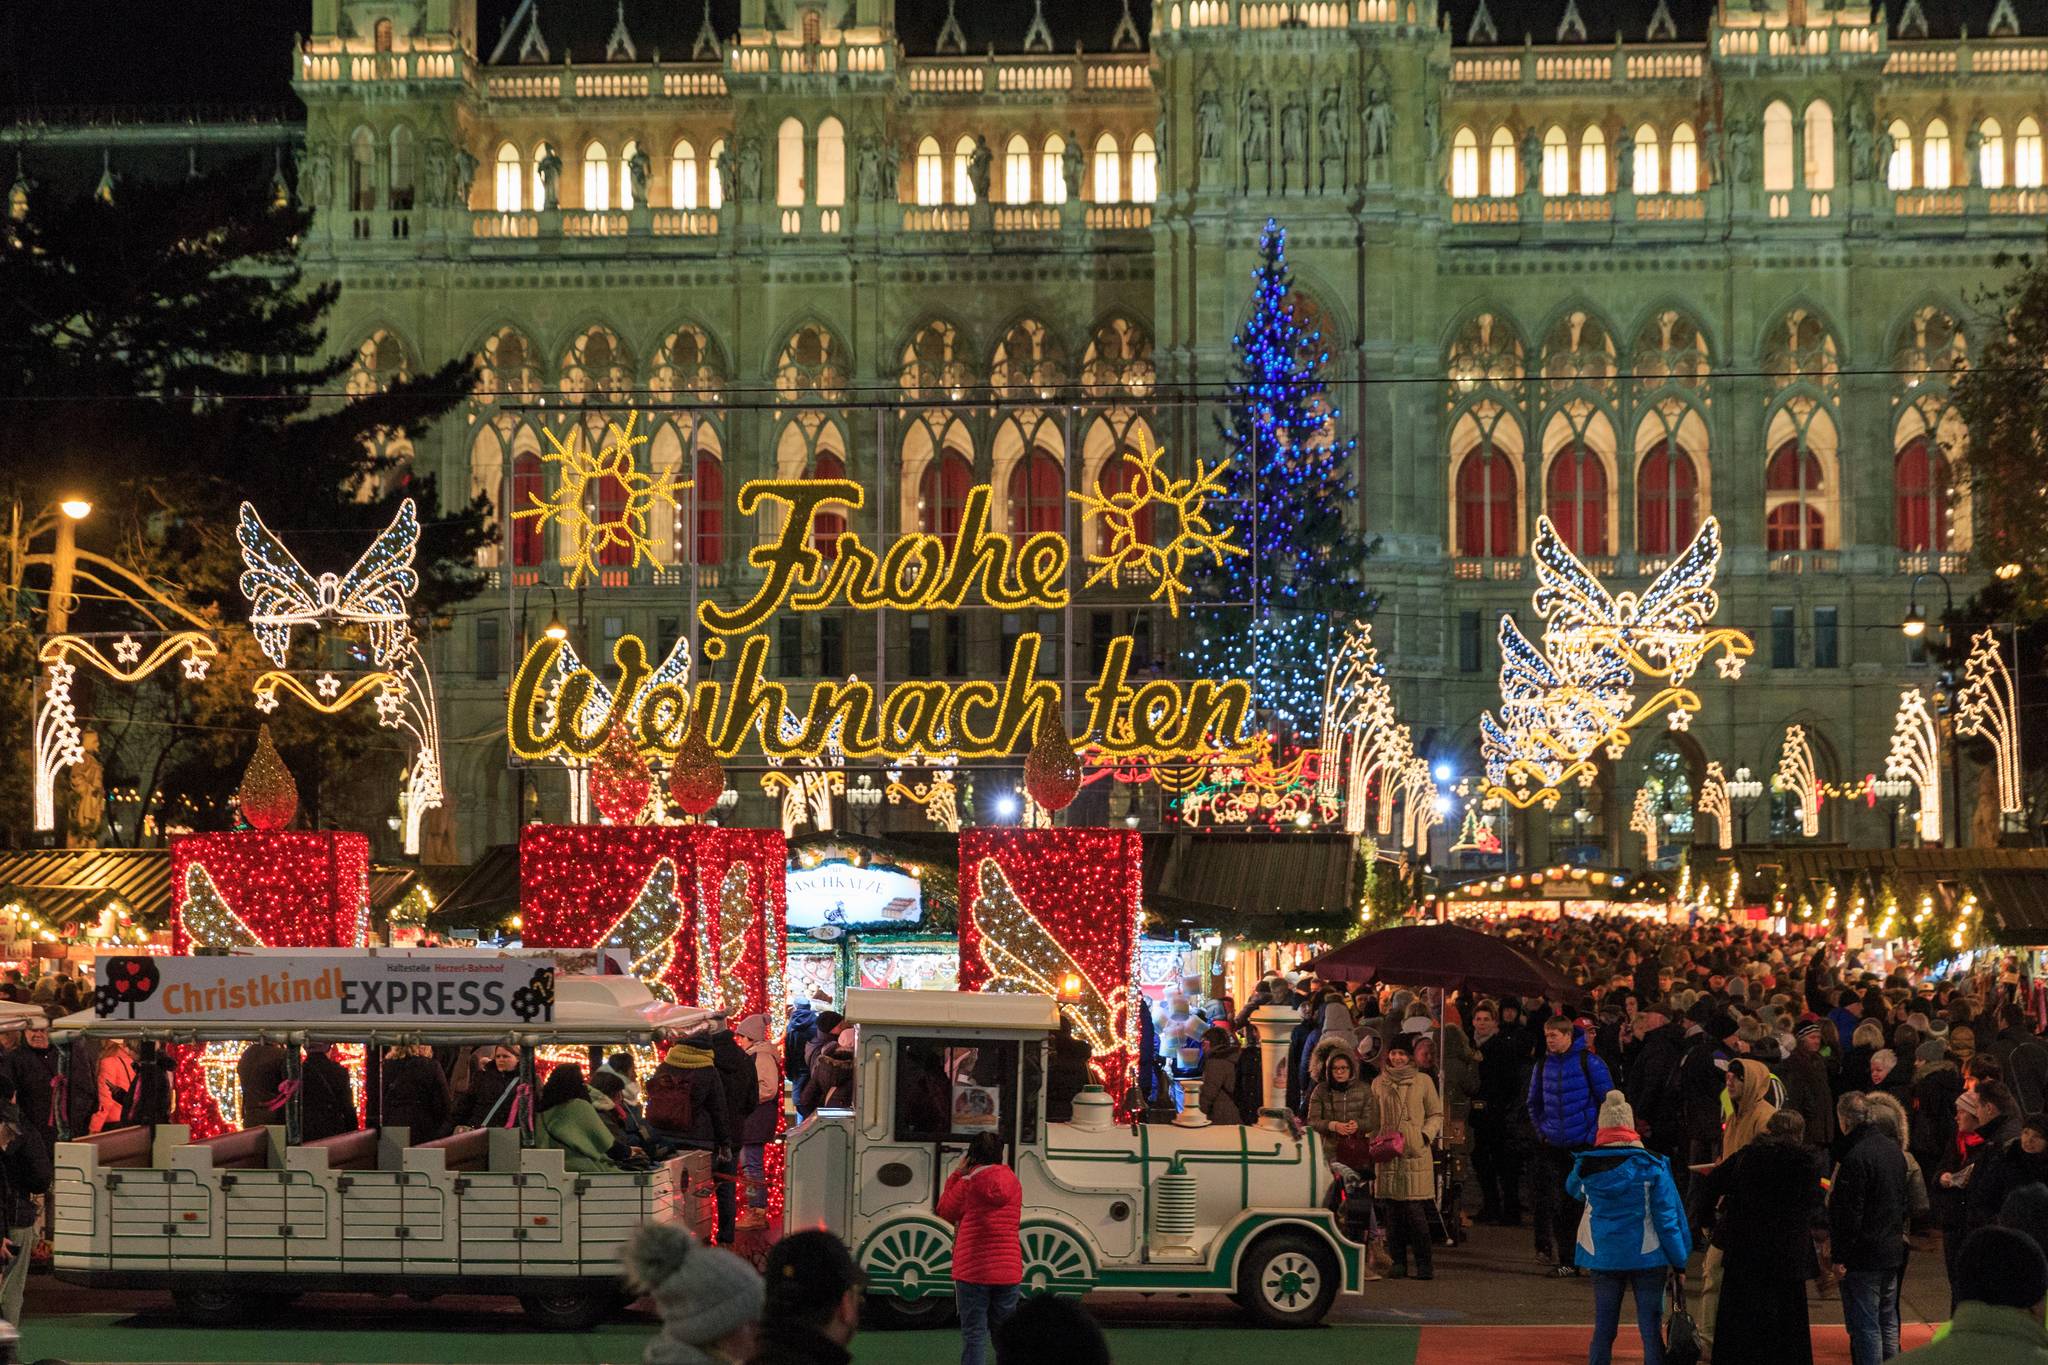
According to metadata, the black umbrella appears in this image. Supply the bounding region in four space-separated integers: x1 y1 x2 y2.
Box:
1303 923 1576 998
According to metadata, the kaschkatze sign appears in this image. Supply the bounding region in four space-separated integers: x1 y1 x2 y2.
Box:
94 954 554 1024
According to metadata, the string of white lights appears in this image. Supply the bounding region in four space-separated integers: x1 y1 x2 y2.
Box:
1956 629 2023 816
1886 689 1942 844
1776 724 1821 839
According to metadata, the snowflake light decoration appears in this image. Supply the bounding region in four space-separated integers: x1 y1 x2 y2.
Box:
512 411 688 588
1069 433 1244 617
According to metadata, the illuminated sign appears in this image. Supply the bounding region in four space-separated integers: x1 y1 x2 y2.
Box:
786 860 924 930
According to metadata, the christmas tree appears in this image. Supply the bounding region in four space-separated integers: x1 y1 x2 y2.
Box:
1188 219 1376 741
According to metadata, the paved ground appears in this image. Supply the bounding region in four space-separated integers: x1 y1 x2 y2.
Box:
12 1225 1956 1363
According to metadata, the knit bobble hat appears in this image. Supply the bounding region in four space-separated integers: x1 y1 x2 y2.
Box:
1597 1089 1636 1132
622 1224 764 1355
1956 1225 2048 1310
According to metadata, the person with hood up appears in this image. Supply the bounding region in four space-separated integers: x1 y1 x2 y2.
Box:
1527 1015 1614 1278
622 1221 764 1365
1693 1056 1779 1359
800 1027 855 1114
734 1015 782 1229
1830 1092 1912 1365
538 1061 624 1173
1306 1037 1379 1250
1892 1225 2048 1364
1678 1008 1738 1174
1566 1091 1691 1365
784 998 821 1102
1318 995 1360 1057
1974 1113 2048 1240
1696 1109 1823 1365
1372 1032 1443 1280
1197 1025 1244 1125
937 1132 1024 1365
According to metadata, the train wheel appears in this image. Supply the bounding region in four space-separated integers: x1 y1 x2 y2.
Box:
520 1288 616 1331
1235 1231 1338 1328
170 1287 246 1326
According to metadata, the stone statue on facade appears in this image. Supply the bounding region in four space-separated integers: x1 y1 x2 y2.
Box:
1520 128 1541 194
627 145 651 206
1615 127 1635 193
66 731 104 850
1728 118 1757 183
968 134 993 204
1363 86 1394 182
716 142 736 207
1198 89 1224 162
422 140 449 208
737 139 762 203
454 145 479 208
536 144 562 209
1317 88 1345 192
1965 123 1984 187
1848 103 1874 185
297 141 333 208
1279 97 1307 193
1241 90 1269 192
1874 126 1895 186
1702 117 1725 186
1423 99 1442 170
1063 132 1083 201
856 136 884 202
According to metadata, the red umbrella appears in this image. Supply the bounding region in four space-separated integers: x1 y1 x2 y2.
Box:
1303 923 1576 999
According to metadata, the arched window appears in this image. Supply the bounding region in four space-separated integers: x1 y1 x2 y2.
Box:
953 135 976 205
1007 450 1064 534
919 451 973 545
817 117 845 207
671 139 698 209
777 117 805 207
1546 446 1608 555
1455 446 1518 557
916 136 944 206
1895 438 1952 552
1130 132 1157 203
2019 118 2045 188
583 140 610 210
1094 452 1156 552
1042 134 1068 204
1765 437 1828 552
1450 127 1480 197
388 126 415 209
1980 118 2006 190
349 127 376 210
494 142 524 212
1542 126 1570 195
1004 134 1032 202
593 459 631 567
1632 124 1660 195
1488 127 1516 195
1579 125 1607 196
1762 102 1794 191
1888 119 1914 189
694 450 725 564
1803 101 1834 190
707 138 726 208
1924 118 1952 189
512 451 545 566
1637 442 1699 557
1093 132 1121 202
1670 123 1699 192
811 450 847 555
617 139 639 210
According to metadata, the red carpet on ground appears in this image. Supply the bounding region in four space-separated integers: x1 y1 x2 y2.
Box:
1411 1323 1941 1363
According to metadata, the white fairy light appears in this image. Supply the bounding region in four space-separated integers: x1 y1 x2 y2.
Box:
1886 690 1942 844
1629 787 1659 864
1775 725 1821 839
33 632 216 833
1317 622 1428 836
1956 629 2022 816
1696 760 1733 851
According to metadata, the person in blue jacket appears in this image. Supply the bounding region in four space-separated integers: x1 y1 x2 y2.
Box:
1527 1015 1614 1277
1568 1090 1692 1365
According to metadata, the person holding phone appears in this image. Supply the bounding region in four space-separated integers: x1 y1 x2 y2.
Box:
938 1132 1022 1365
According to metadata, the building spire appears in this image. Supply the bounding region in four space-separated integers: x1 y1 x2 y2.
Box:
1466 0 1498 44
691 0 720 60
1022 0 1053 53
1988 0 2020 37
1645 0 1675 41
935 0 966 54
605 0 637 61
516 0 550 63
1555 0 1587 43
1110 0 1141 51
1895 0 1928 38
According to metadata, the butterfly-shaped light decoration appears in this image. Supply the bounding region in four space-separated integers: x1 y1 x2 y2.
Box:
973 860 1123 1057
536 634 693 746
696 864 754 1015
236 499 421 667
1532 514 1727 685
597 857 686 1003
179 863 263 951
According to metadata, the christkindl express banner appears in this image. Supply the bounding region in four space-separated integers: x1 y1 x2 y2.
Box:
506 477 1255 764
94 954 554 1024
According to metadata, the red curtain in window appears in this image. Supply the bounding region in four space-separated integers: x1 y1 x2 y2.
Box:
1008 450 1063 535
1455 446 1518 557
1765 440 1826 552
1636 442 1698 557
512 452 544 566
1893 439 1948 552
693 452 724 564
1096 453 1155 552
811 452 846 556
919 451 973 546
595 466 631 567
1545 444 1608 555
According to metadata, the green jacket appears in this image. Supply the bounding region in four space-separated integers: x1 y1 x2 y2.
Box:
1897 1303 2048 1364
540 1097 621 1173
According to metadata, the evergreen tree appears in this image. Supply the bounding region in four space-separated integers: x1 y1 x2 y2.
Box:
1187 219 1375 741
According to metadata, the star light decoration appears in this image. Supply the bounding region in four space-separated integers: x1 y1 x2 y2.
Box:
511 412 688 588
1696 760 1733 850
761 703 847 836
1480 515 1750 809
236 498 442 854
1068 433 1244 617
1629 787 1660 864
1956 629 2023 816
34 630 217 833
1886 690 1943 844
1776 724 1821 839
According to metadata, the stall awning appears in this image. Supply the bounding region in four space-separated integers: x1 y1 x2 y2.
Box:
1695 846 2048 944
0 848 170 925
431 843 519 926
1143 832 1360 932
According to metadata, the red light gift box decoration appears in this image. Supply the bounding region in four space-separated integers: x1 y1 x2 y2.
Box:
958 828 1143 1098
517 824 788 1025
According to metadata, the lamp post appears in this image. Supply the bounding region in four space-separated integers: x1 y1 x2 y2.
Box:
1901 571 1964 847
1726 766 1765 844
46 497 90 635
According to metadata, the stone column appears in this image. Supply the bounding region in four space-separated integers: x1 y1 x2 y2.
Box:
1251 1003 1302 1113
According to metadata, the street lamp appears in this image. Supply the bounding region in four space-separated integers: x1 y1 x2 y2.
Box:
45 495 91 636
1726 767 1765 843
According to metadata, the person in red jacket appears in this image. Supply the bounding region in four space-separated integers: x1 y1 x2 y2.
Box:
936 1131 1022 1365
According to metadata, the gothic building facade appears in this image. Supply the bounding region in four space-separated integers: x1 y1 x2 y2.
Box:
12 0 2047 864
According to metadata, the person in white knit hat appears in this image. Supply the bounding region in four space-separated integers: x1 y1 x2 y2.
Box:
1566 1090 1691 1365
622 1222 764 1365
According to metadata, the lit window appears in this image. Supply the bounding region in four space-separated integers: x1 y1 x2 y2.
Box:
1670 123 1699 193
671 139 698 209
1803 101 1833 190
1637 443 1699 557
1762 102 1794 192
1488 127 1516 195
1579 125 1607 196
953 135 975 205
1450 127 1480 198
1542 126 1569 196
1632 124 1660 195
1765 441 1827 553
1004 134 1032 202
817 117 845 207
1546 445 1609 556
583 140 610 211
916 136 944 206
1924 118 1952 189
349 127 375 210
1887 120 1914 189
1042 134 1068 204
1130 132 1157 203
708 139 725 208
2018 118 2044 188
1007 450 1064 534
777 117 805 207
494 141 523 212
1980 118 2005 190
1093 132 1121 202
1895 439 1951 553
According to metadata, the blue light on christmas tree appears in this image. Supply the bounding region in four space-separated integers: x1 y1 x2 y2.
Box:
1188 218 1376 742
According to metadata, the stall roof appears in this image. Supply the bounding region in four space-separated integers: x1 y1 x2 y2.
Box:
843 986 1057 1032
0 847 419 929
1143 832 1360 926
431 843 519 925
1697 846 2048 945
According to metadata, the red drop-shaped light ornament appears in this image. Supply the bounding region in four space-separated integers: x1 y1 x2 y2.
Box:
668 713 725 817
238 724 298 831
590 718 654 826
1022 705 1082 812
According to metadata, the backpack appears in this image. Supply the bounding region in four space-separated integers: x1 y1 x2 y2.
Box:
645 1065 696 1134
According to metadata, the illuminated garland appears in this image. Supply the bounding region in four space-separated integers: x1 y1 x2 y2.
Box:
1886 690 1942 843
1317 623 1416 837
885 765 962 832
761 705 846 835
34 632 215 833
1956 629 2022 815
1178 735 1333 827
511 412 688 588
1629 787 1659 864
1696 761 1732 850
1396 757 1441 852
1776 725 1821 838
1068 432 1243 616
